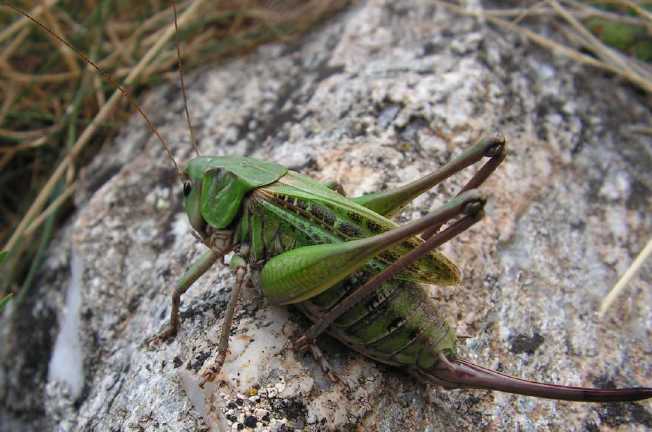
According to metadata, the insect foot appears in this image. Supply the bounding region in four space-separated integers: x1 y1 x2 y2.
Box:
145 326 177 347
291 335 312 353
286 333 347 386
307 343 346 386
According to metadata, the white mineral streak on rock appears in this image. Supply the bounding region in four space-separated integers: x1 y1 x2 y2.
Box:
178 371 224 432
48 252 84 399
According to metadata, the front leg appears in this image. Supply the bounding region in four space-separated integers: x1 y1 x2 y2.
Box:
149 249 220 343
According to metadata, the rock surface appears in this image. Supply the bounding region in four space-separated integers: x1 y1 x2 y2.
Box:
2 1 651 431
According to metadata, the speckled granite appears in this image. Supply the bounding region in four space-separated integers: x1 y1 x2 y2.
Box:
1 1 650 431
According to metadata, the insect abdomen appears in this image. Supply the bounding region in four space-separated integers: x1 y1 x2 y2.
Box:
235 188 457 368
301 278 456 368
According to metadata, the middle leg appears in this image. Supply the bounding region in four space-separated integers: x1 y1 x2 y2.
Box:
200 256 250 386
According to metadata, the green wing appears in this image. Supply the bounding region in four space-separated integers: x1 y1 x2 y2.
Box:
263 170 460 286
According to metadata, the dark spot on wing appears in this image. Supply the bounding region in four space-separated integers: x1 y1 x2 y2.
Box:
366 221 383 234
339 222 362 238
310 204 336 227
296 198 309 210
348 212 363 223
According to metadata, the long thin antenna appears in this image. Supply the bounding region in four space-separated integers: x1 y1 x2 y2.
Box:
5 4 181 175
171 0 200 156
4 1 207 256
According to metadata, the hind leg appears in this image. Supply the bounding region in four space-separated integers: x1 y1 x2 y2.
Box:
293 191 487 350
352 136 505 218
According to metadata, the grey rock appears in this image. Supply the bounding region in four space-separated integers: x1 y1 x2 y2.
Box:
1 1 651 431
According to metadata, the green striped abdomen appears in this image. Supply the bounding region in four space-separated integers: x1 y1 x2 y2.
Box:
300 278 456 368
234 182 457 368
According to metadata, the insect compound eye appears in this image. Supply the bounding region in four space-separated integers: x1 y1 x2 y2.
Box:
183 181 192 197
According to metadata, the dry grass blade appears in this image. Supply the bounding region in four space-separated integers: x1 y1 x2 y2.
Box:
441 3 643 84
431 0 652 319
24 181 77 237
0 0 351 298
0 293 12 311
619 0 652 28
0 0 60 44
433 1 652 93
461 2 647 26
548 0 651 81
3 0 211 254
599 238 652 317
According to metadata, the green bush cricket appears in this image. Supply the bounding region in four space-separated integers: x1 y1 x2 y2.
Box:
10 4 651 405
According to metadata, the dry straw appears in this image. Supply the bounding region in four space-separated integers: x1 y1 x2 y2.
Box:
0 0 349 300
1 1 649 312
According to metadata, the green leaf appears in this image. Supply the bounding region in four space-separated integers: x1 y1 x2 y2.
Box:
0 250 7 265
